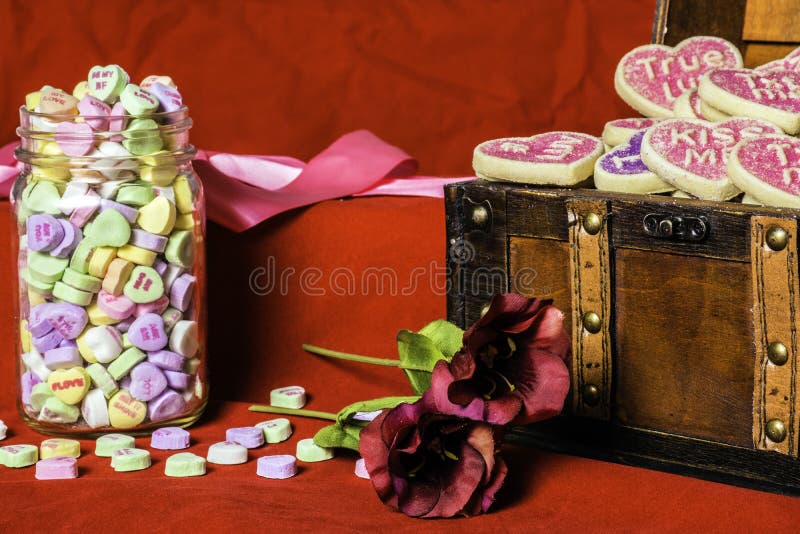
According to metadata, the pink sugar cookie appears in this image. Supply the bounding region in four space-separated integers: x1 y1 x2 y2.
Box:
615 36 742 118
698 69 800 134
472 132 602 186
602 118 661 147
640 117 782 200
728 134 800 208
756 46 800 74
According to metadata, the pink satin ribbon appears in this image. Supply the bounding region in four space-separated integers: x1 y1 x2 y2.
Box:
0 130 471 232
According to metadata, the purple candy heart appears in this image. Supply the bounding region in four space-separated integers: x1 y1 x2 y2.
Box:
150 427 190 450
32 329 65 353
130 229 168 253
26 214 65 252
116 316 135 333
28 303 56 337
44 303 89 340
169 274 196 312
100 199 139 224
127 313 168 352
164 370 190 390
148 82 183 112
21 371 42 405
59 339 78 349
147 350 185 371
147 389 186 422
129 362 168 402
599 130 650 175
43 346 83 370
49 219 83 259
225 427 265 449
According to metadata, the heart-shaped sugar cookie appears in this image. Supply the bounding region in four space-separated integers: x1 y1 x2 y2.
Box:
729 134 800 208
594 129 674 194
602 118 661 147
698 69 800 134
472 132 602 185
47 367 90 405
756 46 800 74
641 117 782 200
615 36 742 118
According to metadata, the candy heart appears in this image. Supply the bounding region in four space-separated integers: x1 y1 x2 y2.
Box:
122 118 163 155
148 82 183 112
43 302 89 340
756 46 800 73
49 219 82 258
150 427 190 450
473 132 603 186
602 118 661 147
698 69 800 134
32 330 64 353
148 389 186 422
22 181 62 215
102 258 134 296
129 362 168 402
47 367 91 405
594 129 674 194
83 325 124 363
28 251 68 283
108 102 128 138
124 266 165 304
77 94 111 130
137 196 176 235
127 313 168 351
28 303 56 337
107 390 147 429
136 295 170 317
97 290 136 320
140 75 177 90
164 451 205 477
729 134 800 208
164 230 195 268
73 80 90 100
84 208 131 247
87 65 127 103
81 388 111 428
26 214 64 252
119 84 159 116
38 88 79 116
169 320 199 357
615 36 742 118
641 117 782 200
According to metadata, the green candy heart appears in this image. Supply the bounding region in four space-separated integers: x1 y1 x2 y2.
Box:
119 85 159 116
122 118 163 156
123 265 164 303
69 239 96 274
116 185 155 207
61 268 102 292
28 252 69 283
164 230 194 268
87 64 127 103
23 269 55 294
22 181 62 214
85 209 131 247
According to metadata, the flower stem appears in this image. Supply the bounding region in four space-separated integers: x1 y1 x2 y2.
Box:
248 405 337 421
302 343 429 372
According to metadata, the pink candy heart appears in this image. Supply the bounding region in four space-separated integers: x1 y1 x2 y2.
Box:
615 36 742 117
77 95 111 130
97 290 136 321
55 121 95 156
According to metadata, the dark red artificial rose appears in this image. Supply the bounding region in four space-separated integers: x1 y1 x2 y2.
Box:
359 399 507 518
429 294 571 425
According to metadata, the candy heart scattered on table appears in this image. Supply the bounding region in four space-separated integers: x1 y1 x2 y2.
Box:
614 36 742 117
150 426 190 450
87 64 128 103
164 452 206 477
0 444 39 468
39 438 81 459
107 389 147 428
94 433 135 457
270 385 307 409
472 132 603 185
111 447 151 472
35 456 79 480
354 458 370 479
47 366 91 405
207 441 248 465
594 129 675 194
226 427 265 449
698 68 800 134
728 134 800 208
296 438 334 462
255 418 293 443
641 117 782 200
257 455 298 479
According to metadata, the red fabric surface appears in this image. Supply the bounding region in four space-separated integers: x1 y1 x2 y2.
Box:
2 0 800 530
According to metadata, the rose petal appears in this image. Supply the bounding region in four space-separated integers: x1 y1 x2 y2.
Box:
480 456 508 513
422 437 486 518
428 362 485 421
511 350 571 425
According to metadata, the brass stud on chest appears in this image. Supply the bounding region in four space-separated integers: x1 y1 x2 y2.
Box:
766 419 787 443
582 384 600 407
767 342 789 366
766 227 788 251
582 311 602 334
583 213 602 235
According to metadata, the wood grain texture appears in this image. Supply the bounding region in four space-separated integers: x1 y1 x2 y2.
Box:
751 216 800 456
743 42 799 68
614 248 754 447
508 238 571 322
743 0 800 42
506 188 569 240
655 0 747 48
445 183 466 328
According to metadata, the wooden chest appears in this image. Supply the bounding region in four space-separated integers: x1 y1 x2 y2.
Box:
445 0 800 495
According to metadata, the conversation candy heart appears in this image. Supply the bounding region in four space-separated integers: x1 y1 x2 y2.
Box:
22 181 62 215
207 441 248 464
140 75 177 90
47 367 91 405
472 132 603 185
102 258 134 296
130 362 167 401
150 427 190 450
119 84 159 116
124 266 165 304
594 129 674 194
107 390 147 429
122 118 163 155
88 65 128 103
137 196 176 236
77 94 111 130
164 452 205 477
169 320 198 357
111 447 151 472
729 134 800 208
147 83 183 113
83 325 123 363
49 219 82 259
127 313 168 351
97 290 136 320
257 455 297 479
641 117 782 200
26 214 64 252
615 36 742 117
698 69 800 134
148 389 186 422
84 208 131 247
35 456 78 480
38 88 79 116
44 302 88 340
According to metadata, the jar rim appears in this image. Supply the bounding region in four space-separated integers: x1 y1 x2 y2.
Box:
19 104 191 122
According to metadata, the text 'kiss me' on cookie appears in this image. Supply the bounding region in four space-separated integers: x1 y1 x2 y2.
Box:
615 36 742 118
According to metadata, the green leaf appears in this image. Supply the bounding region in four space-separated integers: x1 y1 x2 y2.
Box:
418 319 464 359
313 424 360 451
335 395 420 425
397 330 448 395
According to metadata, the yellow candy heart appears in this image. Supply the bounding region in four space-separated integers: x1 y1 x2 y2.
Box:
47 367 91 405
108 390 147 429
20 321 32 352
137 196 176 236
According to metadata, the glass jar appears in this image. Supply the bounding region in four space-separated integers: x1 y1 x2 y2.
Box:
11 105 207 436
